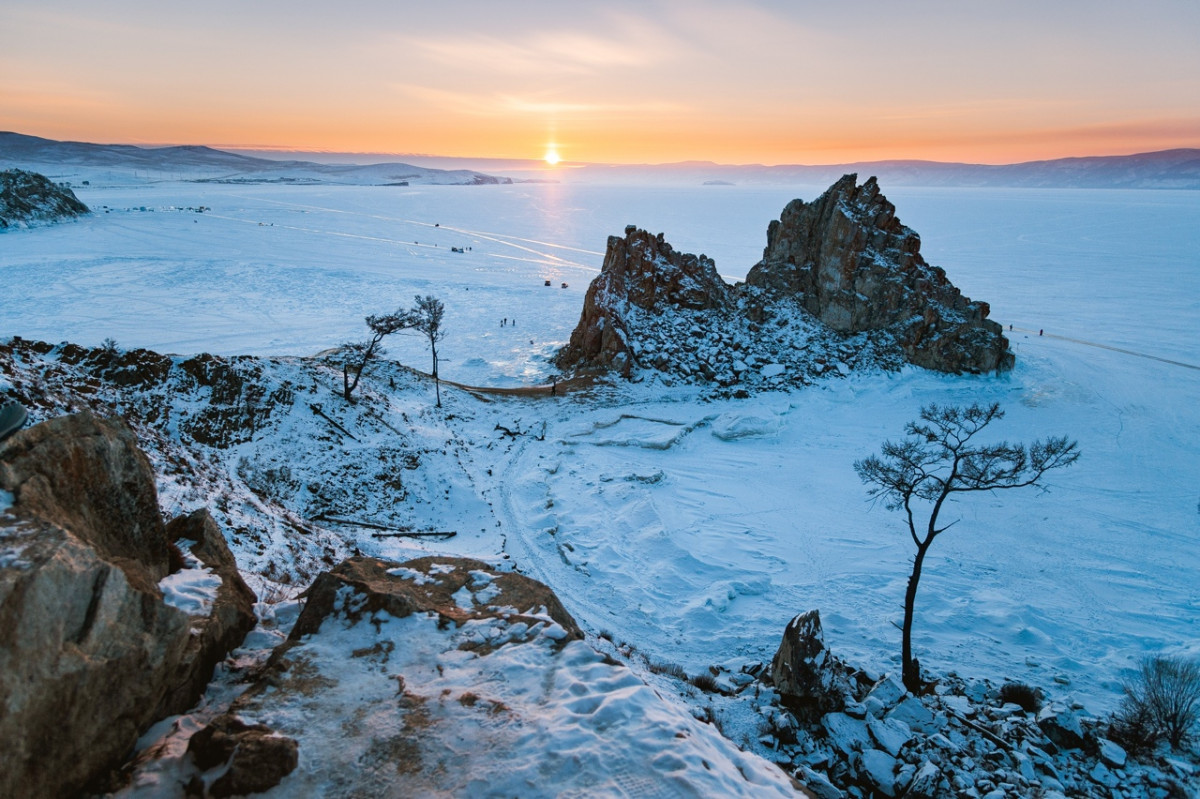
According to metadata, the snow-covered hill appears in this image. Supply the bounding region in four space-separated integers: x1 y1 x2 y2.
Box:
0 131 513 187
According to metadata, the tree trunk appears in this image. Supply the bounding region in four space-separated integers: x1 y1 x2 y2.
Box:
432 350 441 408
902 541 931 694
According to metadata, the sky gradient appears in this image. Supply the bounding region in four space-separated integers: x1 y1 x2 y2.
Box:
3 1 1198 165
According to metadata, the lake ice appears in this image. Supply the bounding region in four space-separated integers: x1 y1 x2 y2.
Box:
2 181 1198 711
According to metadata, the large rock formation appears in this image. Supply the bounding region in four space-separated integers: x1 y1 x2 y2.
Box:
557 176 1013 385
0 412 254 797
746 174 1011 374
556 225 729 377
0 168 89 229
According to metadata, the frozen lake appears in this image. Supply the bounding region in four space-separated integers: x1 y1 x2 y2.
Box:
6 182 1198 384
3 180 1198 710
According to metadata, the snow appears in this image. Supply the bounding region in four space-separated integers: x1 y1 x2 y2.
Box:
158 547 223 615
3 179 1199 789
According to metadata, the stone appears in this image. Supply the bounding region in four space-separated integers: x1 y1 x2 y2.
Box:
188 713 299 797
289 555 582 643
886 696 938 733
1088 761 1120 788
867 715 914 757
822 712 873 756
0 412 253 798
857 749 898 797
745 174 1011 374
796 765 844 799
1096 737 1127 769
0 410 171 593
156 509 257 718
769 609 852 720
905 761 942 799
1037 707 1086 750
865 675 907 710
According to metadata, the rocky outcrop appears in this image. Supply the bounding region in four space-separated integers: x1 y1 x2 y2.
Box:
557 225 729 377
557 176 1013 385
0 168 89 229
747 175 1010 373
0 412 254 798
287 554 583 643
770 609 854 721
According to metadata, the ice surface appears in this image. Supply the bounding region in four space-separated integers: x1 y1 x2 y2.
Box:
4 181 1198 721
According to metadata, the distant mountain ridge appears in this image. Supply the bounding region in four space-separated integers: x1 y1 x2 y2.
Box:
0 132 513 187
567 149 1200 189
2 131 1198 188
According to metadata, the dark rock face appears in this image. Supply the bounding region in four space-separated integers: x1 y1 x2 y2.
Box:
0 413 254 798
557 176 1013 383
746 174 1012 374
556 225 729 377
0 168 89 228
770 609 853 721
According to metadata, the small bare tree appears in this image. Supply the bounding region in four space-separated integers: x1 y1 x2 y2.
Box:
342 309 415 401
411 294 446 407
1115 655 1200 749
854 402 1079 693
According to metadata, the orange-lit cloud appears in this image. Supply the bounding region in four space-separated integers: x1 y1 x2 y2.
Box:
1 1 1197 164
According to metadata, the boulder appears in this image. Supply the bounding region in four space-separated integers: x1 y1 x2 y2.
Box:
288 555 582 643
188 714 299 797
1037 707 1086 750
157 509 257 718
770 609 852 720
746 174 1012 374
0 412 253 797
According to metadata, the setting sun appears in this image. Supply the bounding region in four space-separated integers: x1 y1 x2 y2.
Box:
544 148 561 165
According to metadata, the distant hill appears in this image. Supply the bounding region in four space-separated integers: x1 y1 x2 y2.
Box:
0 132 513 187
566 150 1200 189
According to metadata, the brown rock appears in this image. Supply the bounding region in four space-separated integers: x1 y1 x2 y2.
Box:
746 174 1012 373
188 713 299 797
556 225 729 376
0 410 169 593
0 413 254 798
157 509 258 719
289 555 583 644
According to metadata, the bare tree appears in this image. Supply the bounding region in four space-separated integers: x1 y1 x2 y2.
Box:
342 309 415 402
854 402 1079 694
411 295 446 407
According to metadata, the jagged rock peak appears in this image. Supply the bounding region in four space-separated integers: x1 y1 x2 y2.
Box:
556 225 731 376
0 168 90 229
746 174 1012 374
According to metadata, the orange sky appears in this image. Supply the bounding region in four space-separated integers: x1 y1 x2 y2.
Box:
2 1 1198 165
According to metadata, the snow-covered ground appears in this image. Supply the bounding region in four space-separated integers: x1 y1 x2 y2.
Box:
3 181 1198 720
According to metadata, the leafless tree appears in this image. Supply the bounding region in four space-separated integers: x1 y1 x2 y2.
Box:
411 295 446 407
342 309 415 401
854 402 1079 693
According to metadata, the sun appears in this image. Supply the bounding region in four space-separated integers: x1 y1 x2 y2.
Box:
544 147 561 165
